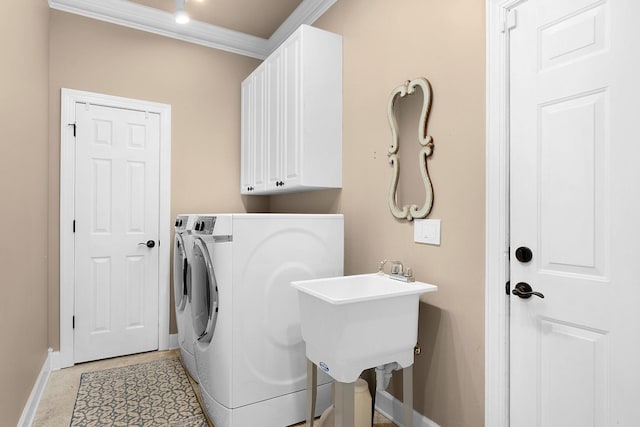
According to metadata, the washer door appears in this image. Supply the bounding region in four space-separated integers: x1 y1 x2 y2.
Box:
191 237 219 344
173 233 188 311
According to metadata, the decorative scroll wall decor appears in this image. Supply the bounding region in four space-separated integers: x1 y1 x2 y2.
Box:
387 77 435 221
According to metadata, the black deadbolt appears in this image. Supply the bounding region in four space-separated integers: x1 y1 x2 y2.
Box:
515 246 533 263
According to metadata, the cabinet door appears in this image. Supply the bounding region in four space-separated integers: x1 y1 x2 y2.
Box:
253 66 267 191
240 77 253 193
282 31 302 188
267 48 283 190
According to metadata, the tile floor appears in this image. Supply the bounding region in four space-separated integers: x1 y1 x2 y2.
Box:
33 350 398 427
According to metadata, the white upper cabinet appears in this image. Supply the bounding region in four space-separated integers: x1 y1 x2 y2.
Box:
241 66 267 193
241 25 342 195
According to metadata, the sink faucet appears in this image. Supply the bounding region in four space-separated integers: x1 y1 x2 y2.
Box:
377 259 415 282
378 259 403 275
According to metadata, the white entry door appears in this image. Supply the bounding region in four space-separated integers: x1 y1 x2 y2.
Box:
74 103 160 363
509 0 640 425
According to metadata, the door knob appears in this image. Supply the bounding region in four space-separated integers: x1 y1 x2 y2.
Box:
515 247 533 263
138 240 155 248
512 282 544 299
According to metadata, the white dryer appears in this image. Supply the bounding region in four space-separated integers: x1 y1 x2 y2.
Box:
173 214 199 382
190 214 343 427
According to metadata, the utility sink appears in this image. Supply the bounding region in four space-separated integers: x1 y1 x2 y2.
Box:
291 273 437 383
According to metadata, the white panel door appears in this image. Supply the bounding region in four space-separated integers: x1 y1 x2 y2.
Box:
74 103 160 363
282 31 302 187
240 69 267 194
509 0 640 425
253 66 267 191
267 47 283 190
240 78 254 193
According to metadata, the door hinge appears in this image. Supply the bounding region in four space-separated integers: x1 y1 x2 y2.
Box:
503 8 517 32
73 220 76 233
72 315 75 329
506 280 511 296
68 123 76 137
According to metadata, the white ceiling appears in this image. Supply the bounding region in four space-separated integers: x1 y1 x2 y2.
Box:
48 0 337 59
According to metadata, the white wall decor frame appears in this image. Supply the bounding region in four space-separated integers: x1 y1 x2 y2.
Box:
59 88 172 368
386 77 435 221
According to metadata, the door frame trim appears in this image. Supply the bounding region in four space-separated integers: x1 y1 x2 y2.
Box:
59 88 172 368
485 0 519 425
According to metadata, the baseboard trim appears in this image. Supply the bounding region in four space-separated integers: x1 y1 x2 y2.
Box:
49 350 61 371
17 349 53 427
375 390 440 427
169 333 179 350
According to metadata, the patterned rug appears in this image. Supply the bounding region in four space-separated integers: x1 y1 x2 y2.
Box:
70 358 208 427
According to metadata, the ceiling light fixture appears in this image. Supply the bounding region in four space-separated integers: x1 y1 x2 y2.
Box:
175 0 190 24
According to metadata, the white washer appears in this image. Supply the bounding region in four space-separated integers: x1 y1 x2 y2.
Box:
190 214 343 427
173 214 199 382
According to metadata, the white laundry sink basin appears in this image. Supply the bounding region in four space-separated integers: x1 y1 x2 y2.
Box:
291 273 437 383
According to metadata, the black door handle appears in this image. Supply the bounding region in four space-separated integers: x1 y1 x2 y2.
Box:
512 282 544 299
138 240 155 248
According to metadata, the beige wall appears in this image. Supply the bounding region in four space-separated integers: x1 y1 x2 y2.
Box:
40 3 483 426
270 1 486 425
47 11 266 345
0 0 50 424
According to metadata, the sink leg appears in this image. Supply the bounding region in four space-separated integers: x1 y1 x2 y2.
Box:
307 359 317 426
335 380 355 427
403 365 413 427
363 368 377 426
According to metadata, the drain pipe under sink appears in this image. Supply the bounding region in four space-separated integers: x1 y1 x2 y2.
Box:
375 362 401 391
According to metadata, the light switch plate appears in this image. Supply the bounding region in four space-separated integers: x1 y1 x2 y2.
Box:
414 219 441 245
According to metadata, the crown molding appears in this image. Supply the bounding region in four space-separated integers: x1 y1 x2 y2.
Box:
48 0 338 60
268 0 338 50
48 0 270 59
